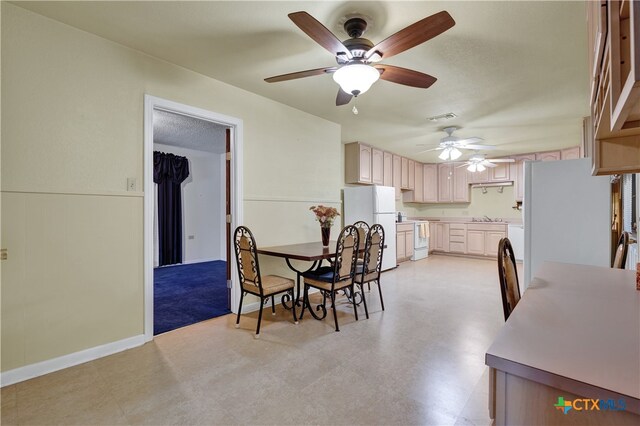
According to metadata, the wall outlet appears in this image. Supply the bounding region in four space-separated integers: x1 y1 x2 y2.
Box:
127 178 136 191
188 235 195 240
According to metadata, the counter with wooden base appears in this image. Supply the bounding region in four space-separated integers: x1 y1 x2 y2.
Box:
486 262 640 425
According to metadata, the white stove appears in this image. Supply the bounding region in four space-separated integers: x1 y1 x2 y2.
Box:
412 221 430 260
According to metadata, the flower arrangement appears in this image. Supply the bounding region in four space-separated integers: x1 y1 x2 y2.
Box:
309 205 340 228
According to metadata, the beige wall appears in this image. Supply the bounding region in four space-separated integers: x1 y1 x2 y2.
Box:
1 4 341 371
397 186 522 220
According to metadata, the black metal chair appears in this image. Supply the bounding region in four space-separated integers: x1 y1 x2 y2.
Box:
301 225 360 332
612 231 629 269
354 224 385 319
233 226 297 338
497 237 521 321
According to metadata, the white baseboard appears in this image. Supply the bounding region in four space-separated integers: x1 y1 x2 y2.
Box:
0 334 145 387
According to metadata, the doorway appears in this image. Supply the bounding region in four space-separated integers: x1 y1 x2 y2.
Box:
143 95 243 341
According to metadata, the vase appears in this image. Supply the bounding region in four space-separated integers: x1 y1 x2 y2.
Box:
321 226 331 247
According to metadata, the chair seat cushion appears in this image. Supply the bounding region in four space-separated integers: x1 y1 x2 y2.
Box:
302 266 334 282
304 276 352 291
243 274 294 296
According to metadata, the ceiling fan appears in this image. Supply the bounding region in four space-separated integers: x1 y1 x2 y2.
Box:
264 11 455 106
458 155 514 172
417 127 496 160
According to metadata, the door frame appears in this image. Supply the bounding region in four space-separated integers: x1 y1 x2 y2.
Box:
143 94 243 341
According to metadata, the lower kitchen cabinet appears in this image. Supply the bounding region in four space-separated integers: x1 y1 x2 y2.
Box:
396 223 414 263
433 222 450 252
449 224 466 253
485 231 504 257
466 230 485 256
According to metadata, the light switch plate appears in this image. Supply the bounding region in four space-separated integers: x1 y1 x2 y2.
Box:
127 178 136 191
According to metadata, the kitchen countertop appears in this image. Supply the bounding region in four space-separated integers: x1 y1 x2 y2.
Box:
409 217 522 225
486 261 640 414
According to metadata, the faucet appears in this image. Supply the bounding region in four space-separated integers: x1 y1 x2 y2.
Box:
483 215 491 222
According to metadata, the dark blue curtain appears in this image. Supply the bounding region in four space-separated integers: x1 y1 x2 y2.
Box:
154 151 190 266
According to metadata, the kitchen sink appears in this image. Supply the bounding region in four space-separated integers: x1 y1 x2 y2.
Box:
471 217 504 223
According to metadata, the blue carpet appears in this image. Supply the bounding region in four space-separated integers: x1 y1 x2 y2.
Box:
154 260 230 335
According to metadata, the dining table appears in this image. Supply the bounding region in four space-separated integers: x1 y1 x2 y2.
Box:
257 241 337 320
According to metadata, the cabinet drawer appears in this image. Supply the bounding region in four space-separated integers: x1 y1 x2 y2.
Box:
467 224 507 232
449 223 466 230
449 229 465 237
449 242 466 253
449 235 465 243
396 223 414 232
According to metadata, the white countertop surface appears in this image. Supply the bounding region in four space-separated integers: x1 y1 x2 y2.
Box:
486 261 640 413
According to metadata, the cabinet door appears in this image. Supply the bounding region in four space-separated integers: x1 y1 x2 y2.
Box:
453 163 470 202
344 142 372 184
413 162 424 202
406 230 415 257
561 146 581 160
423 164 438 202
383 151 393 187
393 155 402 200
438 163 453 202
466 231 485 255
396 231 406 261
514 154 536 202
371 148 384 185
435 223 450 252
535 151 561 161
429 222 436 252
408 160 415 190
359 144 372 182
485 231 505 257
401 157 409 189
489 162 510 182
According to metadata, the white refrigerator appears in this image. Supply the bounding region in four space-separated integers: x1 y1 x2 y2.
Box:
523 158 611 289
343 185 397 271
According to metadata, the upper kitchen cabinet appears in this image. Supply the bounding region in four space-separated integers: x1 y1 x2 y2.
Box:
407 160 415 190
371 148 384 185
423 164 439 203
403 161 424 203
467 167 489 184
393 154 402 200
453 163 470 202
401 157 410 189
589 1 640 175
561 146 581 160
383 151 393 187
513 154 536 202
438 163 453 202
345 142 372 184
535 151 561 162
488 162 511 182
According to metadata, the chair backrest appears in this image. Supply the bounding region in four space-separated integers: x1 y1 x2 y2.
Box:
497 237 521 321
353 221 370 254
233 226 263 294
362 224 385 278
332 225 360 282
612 231 629 269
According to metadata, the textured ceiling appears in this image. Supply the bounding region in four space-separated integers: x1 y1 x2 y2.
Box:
153 109 228 154
15 1 589 162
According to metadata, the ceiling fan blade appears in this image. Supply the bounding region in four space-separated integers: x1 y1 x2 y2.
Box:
457 137 484 145
463 144 495 150
374 64 437 88
456 163 470 168
416 147 444 154
288 12 353 59
265 66 337 83
336 88 353 106
482 161 498 168
365 11 455 61
485 158 515 163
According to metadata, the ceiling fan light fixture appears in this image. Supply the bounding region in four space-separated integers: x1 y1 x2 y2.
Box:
476 164 486 172
467 164 477 172
438 148 451 160
333 63 380 96
450 147 462 160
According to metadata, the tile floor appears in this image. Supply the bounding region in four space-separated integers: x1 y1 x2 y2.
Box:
1 255 509 425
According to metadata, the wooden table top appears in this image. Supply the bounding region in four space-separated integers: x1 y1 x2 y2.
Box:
257 241 337 261
486 261 640 414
